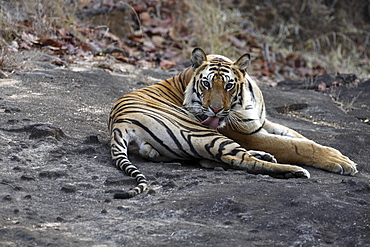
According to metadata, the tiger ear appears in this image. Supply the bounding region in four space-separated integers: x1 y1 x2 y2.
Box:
234 53 251 72
191 48 207 69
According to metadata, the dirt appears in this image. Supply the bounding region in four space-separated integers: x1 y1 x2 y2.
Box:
0 60 369 247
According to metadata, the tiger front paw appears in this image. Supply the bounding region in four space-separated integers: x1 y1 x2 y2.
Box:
248 150 277 163
315 147 358 176
265 164 311 179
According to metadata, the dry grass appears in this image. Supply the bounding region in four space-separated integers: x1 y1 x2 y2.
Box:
0 0 77 41
179 0 243 58
0 0 369 78
178 0 369 78
0 0 79 71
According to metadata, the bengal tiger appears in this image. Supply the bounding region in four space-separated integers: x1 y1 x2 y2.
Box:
109 48 357 199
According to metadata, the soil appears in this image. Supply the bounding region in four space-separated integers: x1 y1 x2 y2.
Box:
0 60 369 247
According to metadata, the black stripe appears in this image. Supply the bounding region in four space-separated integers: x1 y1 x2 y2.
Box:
225 146 245 157
113 104 197 127
230 121 265 136
215 140 234 161
236 118 258 122
240 152 246 166
124 118 183 158
247 79 255 100
178 68 191 91
179 130 220 159
259 103 265 118
156 83 183 104
205 136 222 160
112 97 180 114
113 128 128 149
247 124 264 135
145 113 195 158
135 90 185 111
209 67 229 73
191 99 202 105
141 87 161 97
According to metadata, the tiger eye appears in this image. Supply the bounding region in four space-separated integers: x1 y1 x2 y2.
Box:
225 83 234 90
202 80 210 88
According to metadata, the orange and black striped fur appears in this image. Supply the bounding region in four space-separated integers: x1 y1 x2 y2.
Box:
109 48 357 199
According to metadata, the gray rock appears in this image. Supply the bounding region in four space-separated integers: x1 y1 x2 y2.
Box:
0 67 369 246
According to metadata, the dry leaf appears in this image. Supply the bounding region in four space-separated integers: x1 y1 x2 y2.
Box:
140 12 151 26
151 35 166 47
21 32 39 44
160 60 177 70
317 82 326 92
38 39 64 48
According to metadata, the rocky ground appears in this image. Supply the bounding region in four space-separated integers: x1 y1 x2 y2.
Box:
0 58 369 246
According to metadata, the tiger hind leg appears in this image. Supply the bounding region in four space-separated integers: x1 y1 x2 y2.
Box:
139 142 160 159
139 142 173 162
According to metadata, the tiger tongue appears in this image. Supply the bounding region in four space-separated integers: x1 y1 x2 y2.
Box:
201 116 219 130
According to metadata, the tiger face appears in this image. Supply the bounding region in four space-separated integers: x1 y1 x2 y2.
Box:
183 48 254 130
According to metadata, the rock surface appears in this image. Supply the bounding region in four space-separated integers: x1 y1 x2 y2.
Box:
0 67 369 246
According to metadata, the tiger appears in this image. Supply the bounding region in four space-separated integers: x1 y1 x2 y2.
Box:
108 48 357 199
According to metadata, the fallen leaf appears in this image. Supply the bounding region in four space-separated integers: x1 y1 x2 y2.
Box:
148 26 169 35
140 12 151 26
19 42 32 50
160 60 177 70
21 32 39 44
151 35 166 47
58 28 67 38
38 39 64 48
317 82 326 92
142 39 156 51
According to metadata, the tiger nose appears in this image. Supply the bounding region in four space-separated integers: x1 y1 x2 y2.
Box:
210 106 223 113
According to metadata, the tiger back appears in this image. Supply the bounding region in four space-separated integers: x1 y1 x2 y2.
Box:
108 48 357 199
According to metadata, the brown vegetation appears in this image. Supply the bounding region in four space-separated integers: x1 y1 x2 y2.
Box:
0 0 369 79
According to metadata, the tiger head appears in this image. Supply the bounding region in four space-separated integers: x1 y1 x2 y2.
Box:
183 48 255 130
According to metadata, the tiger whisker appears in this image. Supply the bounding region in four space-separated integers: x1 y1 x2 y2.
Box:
225 111 245 132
